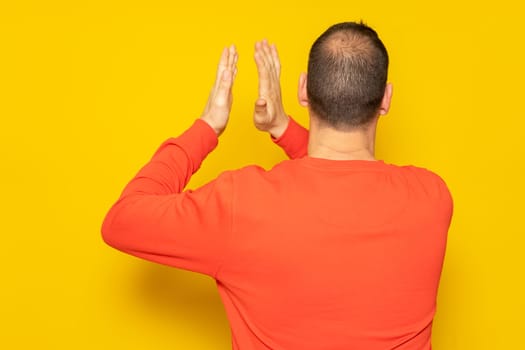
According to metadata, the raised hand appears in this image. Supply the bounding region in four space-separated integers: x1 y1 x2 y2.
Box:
200 45 238 136
254 40 289 138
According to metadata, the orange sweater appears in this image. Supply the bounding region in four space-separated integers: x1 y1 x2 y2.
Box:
102 118 453 350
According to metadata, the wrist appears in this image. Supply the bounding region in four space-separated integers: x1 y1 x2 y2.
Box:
199 116 224 136
268 115 290 139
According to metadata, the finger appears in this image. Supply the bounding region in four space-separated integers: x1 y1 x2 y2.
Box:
214 69 233 105
254 50 270 97
262 43 280 84
227 44 236 71
213 46 236 98
217 47 229 78
254 41 264 67
231 47 239 84
254 42 268 75
261 40 275 70
232 46 238 73
254 45 265 71
260 40 277 80
210 47 228 97
233 52 238 79
270 43 281 77
256 40 271 71
233 49 239 69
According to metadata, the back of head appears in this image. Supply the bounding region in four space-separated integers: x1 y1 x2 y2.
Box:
307 22 389 129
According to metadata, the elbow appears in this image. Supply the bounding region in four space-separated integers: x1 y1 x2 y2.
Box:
101 195 144 253
101 202 128 251
101 211 119 249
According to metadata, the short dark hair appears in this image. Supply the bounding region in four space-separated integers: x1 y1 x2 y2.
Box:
307 21 389 129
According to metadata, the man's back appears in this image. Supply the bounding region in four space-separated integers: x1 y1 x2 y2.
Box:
102 23 454 350
215 156 452 349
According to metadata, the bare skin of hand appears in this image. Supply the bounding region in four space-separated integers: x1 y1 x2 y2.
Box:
200 45 238 136
254 40 289 138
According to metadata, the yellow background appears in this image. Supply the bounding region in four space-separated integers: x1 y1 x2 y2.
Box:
1 0 523 349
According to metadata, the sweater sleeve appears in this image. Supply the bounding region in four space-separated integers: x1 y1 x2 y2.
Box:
101 119 233 277
272 116 309 159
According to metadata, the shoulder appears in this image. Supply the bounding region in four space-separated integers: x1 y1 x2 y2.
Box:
395 164 453 205
399 164 448 184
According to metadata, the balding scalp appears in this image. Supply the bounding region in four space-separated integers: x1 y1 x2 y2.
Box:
307 22 389 129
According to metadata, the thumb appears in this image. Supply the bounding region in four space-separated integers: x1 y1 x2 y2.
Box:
254 98 267 113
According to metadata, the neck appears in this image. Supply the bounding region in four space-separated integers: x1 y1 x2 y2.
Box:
307 116 378 161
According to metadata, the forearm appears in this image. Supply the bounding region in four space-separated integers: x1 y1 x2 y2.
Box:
272 116 309 159
119 119 218 198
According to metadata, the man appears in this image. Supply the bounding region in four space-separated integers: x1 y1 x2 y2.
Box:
102 22 453 350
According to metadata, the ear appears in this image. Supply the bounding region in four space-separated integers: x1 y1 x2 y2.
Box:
379 83 393 115
297 72 309 107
